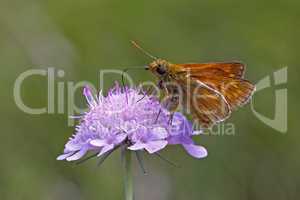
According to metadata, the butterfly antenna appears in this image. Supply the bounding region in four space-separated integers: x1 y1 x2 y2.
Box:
131 40 158 60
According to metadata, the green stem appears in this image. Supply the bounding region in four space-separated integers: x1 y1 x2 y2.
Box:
122 147 133 200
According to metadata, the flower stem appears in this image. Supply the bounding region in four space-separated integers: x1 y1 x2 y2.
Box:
122 147 133 200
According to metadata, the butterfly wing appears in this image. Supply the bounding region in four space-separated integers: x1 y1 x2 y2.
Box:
175 77 231 128
170 62 255 127
174 62 245 78
189 76 255 110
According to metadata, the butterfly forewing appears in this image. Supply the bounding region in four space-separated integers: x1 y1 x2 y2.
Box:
174 62 245 78
170 62 255 127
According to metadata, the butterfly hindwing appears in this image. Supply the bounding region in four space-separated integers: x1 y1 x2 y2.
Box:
175 77 231 127
189 75 255 110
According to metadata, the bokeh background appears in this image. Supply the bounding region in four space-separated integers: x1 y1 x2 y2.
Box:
1 0 299 200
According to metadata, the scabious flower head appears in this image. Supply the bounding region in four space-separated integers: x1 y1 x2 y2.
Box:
57 83 207 161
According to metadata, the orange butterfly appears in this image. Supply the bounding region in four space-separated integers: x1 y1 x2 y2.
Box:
132 41 255 128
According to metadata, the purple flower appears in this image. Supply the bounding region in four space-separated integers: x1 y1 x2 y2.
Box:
57 83 207 161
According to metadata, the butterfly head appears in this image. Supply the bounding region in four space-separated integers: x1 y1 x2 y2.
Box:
147 59 169 77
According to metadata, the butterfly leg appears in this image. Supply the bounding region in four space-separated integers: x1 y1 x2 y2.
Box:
155 95 174 123
168 112 174 125
167 92 180 125
167 97 179 125
155 80 180 124
154 80 167 123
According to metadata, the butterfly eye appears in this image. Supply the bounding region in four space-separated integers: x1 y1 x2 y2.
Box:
156 65 166 75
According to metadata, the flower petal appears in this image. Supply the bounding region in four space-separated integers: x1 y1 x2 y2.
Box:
83 86 97 107
114 133 127 144
167 135 181 144
98 144 114 156
90 139 107 147
66 148 88 161
150 127 168 140
182 144 207 159
144 140 168 154
128 142 146 151
65 142 82 151
56 152 74 160
168 135 193 145
192 130 204 135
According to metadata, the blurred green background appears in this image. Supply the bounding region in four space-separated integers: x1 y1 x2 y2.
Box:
1 0 299 199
